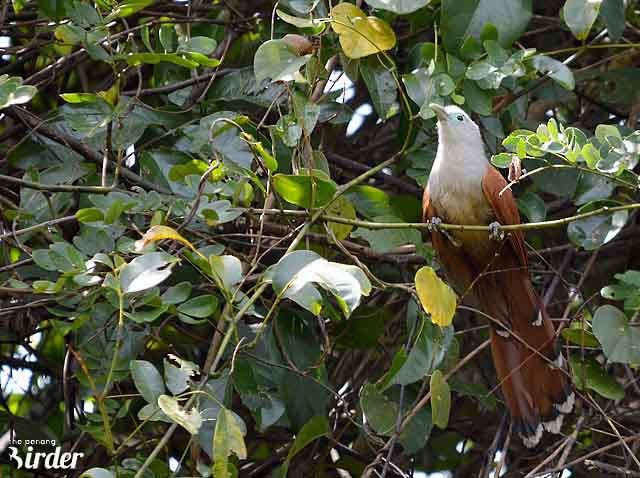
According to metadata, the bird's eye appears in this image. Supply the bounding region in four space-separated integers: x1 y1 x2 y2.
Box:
456 115 464 121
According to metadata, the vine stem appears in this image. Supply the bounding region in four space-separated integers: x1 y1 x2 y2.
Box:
248 201 640 232
545 42 640 56
98 291 126 454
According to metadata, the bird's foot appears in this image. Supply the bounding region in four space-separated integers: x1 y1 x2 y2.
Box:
489 221 505 241
427 216 443 232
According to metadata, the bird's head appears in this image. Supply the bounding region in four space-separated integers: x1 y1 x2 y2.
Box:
429 103 481 142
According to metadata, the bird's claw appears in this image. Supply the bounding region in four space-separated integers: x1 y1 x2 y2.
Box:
489 221 505 241
428 216 443 232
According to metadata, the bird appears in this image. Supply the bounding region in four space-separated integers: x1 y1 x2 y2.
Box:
422 103 574 448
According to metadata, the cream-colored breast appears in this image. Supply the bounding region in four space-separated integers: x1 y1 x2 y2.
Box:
427 152 494 256
428 162 493 225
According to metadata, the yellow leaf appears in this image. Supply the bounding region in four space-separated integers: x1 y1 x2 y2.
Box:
415 266 457 326
97 81 119 106
135 225 195 252
330 3 396 59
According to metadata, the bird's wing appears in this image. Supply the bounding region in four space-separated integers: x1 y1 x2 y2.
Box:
481 166 528 269
422 187 477 296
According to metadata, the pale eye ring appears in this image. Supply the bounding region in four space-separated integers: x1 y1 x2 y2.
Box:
456 114 464 121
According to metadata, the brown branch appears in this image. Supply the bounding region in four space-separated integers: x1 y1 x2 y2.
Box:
5 107 172 194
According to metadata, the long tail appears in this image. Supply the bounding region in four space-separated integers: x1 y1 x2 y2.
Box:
479 267 574 448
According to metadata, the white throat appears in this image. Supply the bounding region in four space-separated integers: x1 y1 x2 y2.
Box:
427 123 490 224
430 125 488 189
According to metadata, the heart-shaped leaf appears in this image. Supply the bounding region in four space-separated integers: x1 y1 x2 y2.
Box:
130 360 165 404
592 305 640 364
567 200 628 250
271 250 371 317
563 0 602 40
330 3 396 59
570 356 625 400
253 39 311 83
120 252 179 294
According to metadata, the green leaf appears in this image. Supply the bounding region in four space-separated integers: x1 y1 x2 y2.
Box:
336 308 387 350
209 255 243 289
109 0 153 18
130 360 165 404
600 0 625 40
605 271 640 313
531 55 575 90
517 191 546 222
402 68 441 120
157 394 202 434
573 173 616 206
386 320 453 387
351 216 422 253
492 152 514 168
213 407 247 478
595 124 622 143
137 403 172 423
277 9 324 29
271 250 372 317
434 73 455 96
360 383 397 435
75 208 105 223
123 52 200 69
281 415 329 475
253 39 311 83
450 379 498 411
164 355 199 395
330 3 397 59
325 196 357 241
570 356 625 400
183 51 221 68
0 75 37 109
32 242 86 274
399 405 432 454
273 172 337 208
178 36 218 55
441 0 532 51
463 79 492 115
120 252 179 294
104 199 132 224
60 93 103 104
592 305 640 364
360 56 399 121
365 0 429 14
561 321 600 347
464 59 497 81
582 143 601 169
161 282 192 305
124 304 169 323
484 39 509 65
177 295 218 318
69 3 101 26
563 0 602 40
567 200 628 250
430 370 450 429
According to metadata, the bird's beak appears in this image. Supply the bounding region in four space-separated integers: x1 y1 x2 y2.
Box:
429 103 447 121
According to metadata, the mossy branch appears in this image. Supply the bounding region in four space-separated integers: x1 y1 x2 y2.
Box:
248 202 640 232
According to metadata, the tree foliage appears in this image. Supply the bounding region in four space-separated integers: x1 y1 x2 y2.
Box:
1 0 640 476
